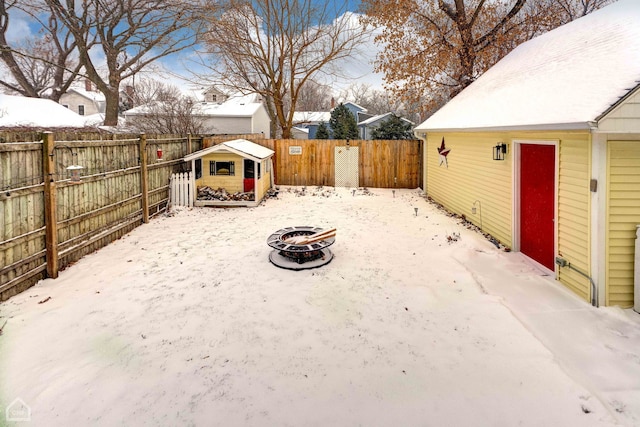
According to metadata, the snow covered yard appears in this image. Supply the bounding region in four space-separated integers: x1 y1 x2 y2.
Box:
1 187 639 426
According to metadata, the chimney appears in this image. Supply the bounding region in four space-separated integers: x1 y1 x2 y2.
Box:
85 79 92 92
330 97 335 109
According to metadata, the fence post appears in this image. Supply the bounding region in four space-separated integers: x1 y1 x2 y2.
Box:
43 132 59 279
139 133 149 223
187 133 192 155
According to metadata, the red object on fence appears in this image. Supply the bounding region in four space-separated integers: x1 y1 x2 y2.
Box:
156 147 163 161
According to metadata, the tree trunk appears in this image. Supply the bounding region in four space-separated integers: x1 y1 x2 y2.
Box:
103 88 120 126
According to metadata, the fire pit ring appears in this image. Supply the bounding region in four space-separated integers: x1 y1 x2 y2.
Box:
267 226 335 270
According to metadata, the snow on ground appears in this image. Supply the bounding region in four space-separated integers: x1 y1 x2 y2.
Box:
1 187 639 426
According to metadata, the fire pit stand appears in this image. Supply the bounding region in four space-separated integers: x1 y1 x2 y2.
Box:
267 226 335 270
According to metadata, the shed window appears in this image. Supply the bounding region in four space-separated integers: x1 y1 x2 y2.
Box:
209 161 234 176
195 159 202 179
78 105 85 115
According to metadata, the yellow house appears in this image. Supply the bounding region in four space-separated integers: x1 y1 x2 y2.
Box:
183 139 275 207
414 0 640 309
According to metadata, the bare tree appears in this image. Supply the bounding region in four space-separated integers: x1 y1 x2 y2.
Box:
201 0 370 138
296 79 333 112
361 0 614 117
45 0 207 126
0 0 83 101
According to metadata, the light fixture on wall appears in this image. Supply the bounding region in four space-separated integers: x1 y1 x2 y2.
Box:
493 143 507 161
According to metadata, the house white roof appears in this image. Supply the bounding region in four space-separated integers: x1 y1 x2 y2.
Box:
359 112 414 126
68 87 106 102
292 111 331 125
192 102 263 117
184 139 274 162
124 100 263 118
0 94 88 128
415 0 640 132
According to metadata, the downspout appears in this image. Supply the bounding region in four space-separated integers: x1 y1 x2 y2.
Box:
414 130 427 191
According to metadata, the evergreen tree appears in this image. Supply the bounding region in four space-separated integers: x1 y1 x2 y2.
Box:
371 114 414 140
315 121 330 139
329 103 359 140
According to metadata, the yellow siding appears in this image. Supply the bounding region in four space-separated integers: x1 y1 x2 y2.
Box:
196 153 244 192
557 137 591 302
606 141 640 307
425 133 513 248
425 130 592 303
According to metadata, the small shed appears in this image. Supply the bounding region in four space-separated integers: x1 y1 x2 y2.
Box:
183 139 275 207
414 0 640 308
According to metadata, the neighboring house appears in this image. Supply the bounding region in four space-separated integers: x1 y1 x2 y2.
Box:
414 0 640 309
358 113 414 140
123 92 270 136
294 102 413 140
183 139 275 207
292 111 331 139
0 94 87 128
59 81 106 116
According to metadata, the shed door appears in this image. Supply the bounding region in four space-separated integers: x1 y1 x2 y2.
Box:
520 144 555 270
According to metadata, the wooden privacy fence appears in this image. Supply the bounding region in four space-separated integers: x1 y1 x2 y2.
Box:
246 139 423 188
0 132 202 301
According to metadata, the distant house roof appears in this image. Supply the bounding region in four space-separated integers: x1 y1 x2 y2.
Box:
292 111 331 125
67 87 106 103
0 94 88 128
184 139 274 163
359 112 414 126
415 0 640 132
124 100 264 118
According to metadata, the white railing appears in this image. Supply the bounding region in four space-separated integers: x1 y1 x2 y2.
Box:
170 172 193 208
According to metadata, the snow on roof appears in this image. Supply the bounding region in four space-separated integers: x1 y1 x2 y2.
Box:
184 138 274 162
0 94 88 128
292 111 331 125
359 112 414 126
415 0 640 132
192 101 262 117
124 100 263 117
69 87 106 102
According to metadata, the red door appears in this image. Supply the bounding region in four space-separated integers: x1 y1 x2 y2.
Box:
520 144 555 270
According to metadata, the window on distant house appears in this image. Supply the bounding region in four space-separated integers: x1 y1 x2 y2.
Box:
209 161 234 176
78 105 85 115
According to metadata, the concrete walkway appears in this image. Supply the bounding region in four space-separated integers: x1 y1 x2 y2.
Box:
455 246 640 426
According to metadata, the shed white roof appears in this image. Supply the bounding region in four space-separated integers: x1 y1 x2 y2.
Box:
184 139 274 162
0 94 88 128
415 0 640 132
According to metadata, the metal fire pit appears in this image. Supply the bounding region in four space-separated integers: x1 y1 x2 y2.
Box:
267 226 335 270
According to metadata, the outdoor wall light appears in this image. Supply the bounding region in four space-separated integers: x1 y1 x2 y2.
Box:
493 143 507 161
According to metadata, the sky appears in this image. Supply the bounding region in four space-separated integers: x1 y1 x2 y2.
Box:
4 0 384 97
